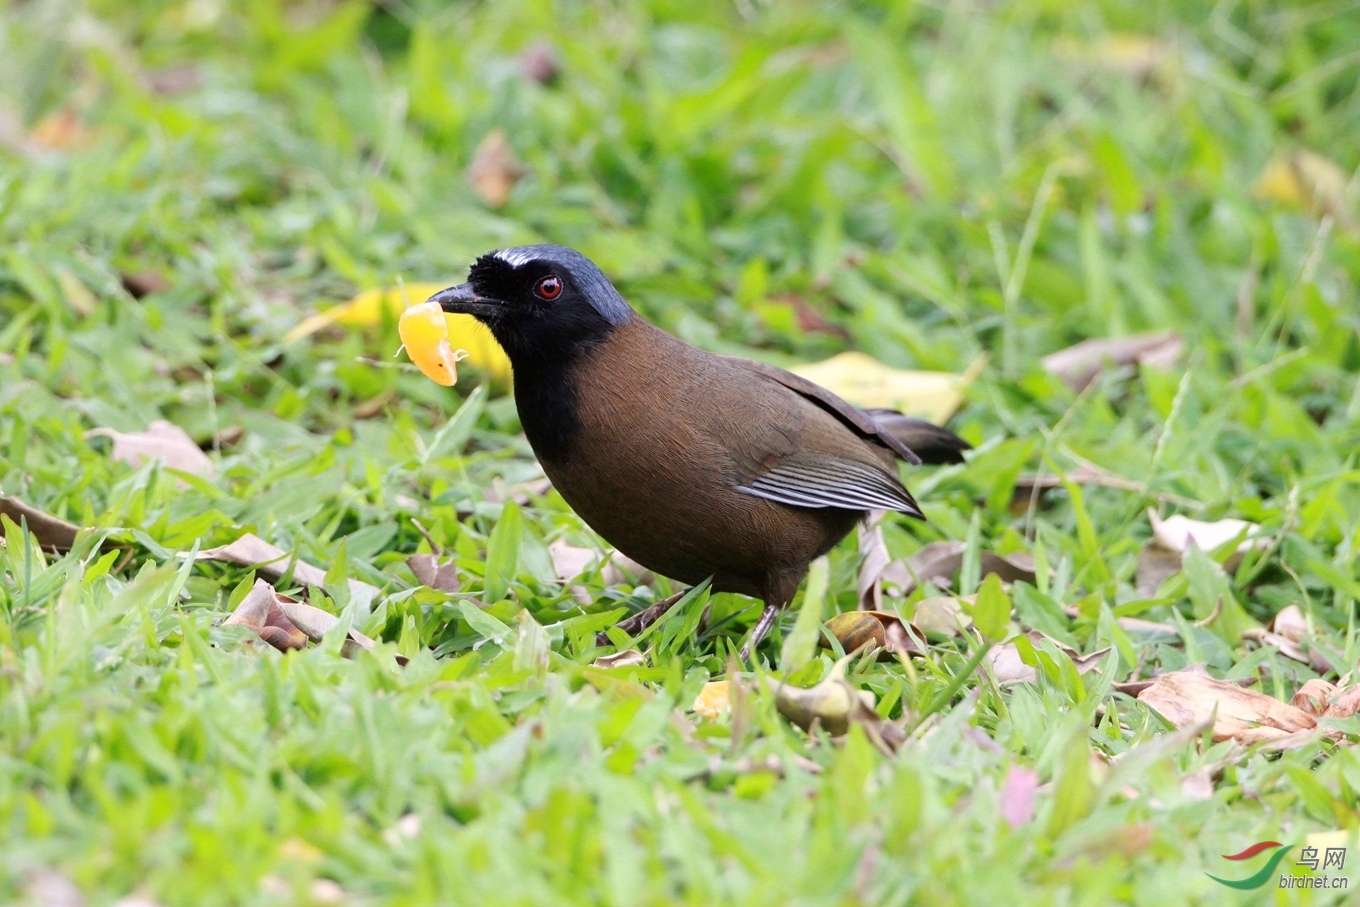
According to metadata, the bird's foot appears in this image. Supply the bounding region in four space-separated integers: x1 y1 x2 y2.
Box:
595 588 688 647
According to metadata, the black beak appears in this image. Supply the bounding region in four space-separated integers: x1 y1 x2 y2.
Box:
428 283 503 320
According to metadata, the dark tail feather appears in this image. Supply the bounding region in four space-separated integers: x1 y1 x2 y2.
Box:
862 408 970 465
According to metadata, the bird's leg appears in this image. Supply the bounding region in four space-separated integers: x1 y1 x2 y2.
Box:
739 603 782 662
595 588 688 647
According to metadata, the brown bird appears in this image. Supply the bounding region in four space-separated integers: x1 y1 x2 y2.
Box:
431 245 967 657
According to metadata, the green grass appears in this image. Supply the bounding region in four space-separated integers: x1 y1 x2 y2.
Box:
3 0 1360 903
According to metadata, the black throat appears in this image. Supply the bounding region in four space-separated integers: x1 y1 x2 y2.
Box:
511 354 583 466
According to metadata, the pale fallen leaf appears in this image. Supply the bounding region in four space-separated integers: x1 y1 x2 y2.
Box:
987 630 1111 686
87 420 213 478
693 680 731 718
999 766 1038 828
0 495 83 551
548 539 643 585
1149 511 1264 562
787 352 980 424
190 533 381 601
1255 150 1356 229
284 284 511 383
1041 331 1182 392
467 129 524 208
594 649 646 669
819 610 924 658
406 553 460 593
1137 670 1326 748
911 595 972 637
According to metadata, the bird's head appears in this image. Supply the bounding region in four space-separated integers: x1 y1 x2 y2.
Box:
428 245 633 362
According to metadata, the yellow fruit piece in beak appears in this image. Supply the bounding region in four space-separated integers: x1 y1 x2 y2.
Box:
398 300 466 387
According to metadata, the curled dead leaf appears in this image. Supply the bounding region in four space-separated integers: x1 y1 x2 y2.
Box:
222 578 308 652
594 649 646 670
767 657 905 752
1041 331 1182 392
819 610 924 658
87 420 213 478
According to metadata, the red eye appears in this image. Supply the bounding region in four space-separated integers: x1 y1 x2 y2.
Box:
534 276 563 301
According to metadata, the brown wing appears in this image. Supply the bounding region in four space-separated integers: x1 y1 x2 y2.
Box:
729 357 924 465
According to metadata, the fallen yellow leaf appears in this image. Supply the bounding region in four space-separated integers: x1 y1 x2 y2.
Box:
286 284 512 383
788 352 979 424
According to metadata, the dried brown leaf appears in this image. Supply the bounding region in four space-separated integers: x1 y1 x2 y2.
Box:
1292 679 1337 717
407 553 460 593
0 495 83 551
1137 670 1322 747
120 270 170 298
87 420 214 478
1135 543 1183 596
467 129 524 208
1322 685 1360 720
1041 331 1182 391
222 578 308 652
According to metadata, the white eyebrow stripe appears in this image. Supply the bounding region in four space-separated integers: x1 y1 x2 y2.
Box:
495 248 538 267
